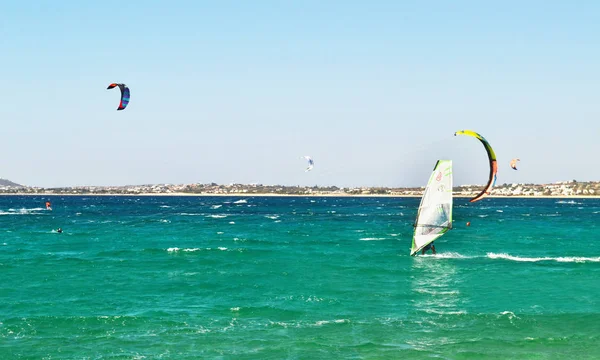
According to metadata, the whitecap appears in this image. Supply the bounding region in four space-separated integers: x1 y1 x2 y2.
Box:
487 253 600 263
167 247 202 252
415 289 459 295
313 319 349 326
422 309 467 315
419 252 471 259
499 311 519 320
360 237 387 241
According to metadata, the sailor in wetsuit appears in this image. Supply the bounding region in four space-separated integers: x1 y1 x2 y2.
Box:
421 242 436 255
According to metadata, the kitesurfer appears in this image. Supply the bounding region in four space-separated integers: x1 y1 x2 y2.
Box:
56 228 63 233
46 201 52 210
422 242 436 255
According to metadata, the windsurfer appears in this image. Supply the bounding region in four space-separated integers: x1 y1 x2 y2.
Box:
422 242 436 255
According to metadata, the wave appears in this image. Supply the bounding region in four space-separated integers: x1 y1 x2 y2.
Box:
418 252 472 259
415 288 460 295
167 247 229 252
313 319 349 326
421 309 467 315
556 200 580 205
233 199 247 204
207 214 227 219
268 319 350 328
487 253 600 263
499 311 519 320
360 237 387 241
211 205 222 209
0 208 46 215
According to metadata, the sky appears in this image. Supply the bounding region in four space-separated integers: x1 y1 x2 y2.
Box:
1 1 599 188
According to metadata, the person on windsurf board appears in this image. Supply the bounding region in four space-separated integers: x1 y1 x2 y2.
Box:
421 242 436 255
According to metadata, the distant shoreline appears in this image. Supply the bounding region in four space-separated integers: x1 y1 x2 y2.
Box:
1 192 599 199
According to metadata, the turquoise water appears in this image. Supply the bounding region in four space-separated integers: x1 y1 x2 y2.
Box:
1 195 599 359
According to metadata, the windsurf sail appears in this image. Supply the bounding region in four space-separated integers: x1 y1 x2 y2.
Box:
107 83 130 110
411 160 453 256
454 130 497 203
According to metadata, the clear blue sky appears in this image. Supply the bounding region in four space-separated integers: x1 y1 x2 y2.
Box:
1 1 598 188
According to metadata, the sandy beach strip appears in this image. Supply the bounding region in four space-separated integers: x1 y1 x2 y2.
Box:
1 192 599 199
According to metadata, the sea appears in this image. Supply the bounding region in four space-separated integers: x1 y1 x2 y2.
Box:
1 195 599 359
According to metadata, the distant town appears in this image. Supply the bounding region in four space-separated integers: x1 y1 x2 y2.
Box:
0 178 599 197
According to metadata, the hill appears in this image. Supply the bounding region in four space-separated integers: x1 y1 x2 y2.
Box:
0 178 25 188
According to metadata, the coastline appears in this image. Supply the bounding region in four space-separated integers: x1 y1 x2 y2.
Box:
1 192 599 199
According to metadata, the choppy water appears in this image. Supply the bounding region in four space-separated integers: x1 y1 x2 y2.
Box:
1 195 599 359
